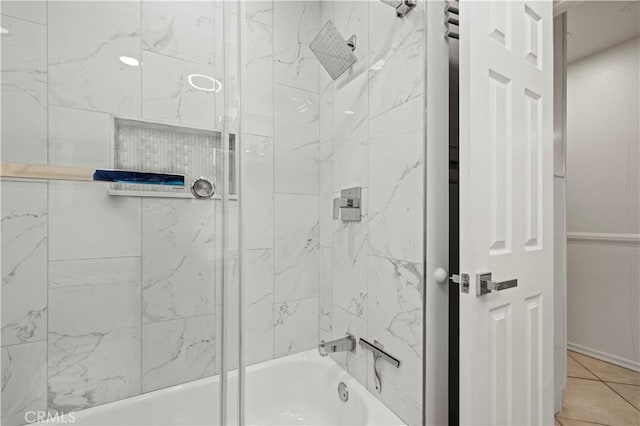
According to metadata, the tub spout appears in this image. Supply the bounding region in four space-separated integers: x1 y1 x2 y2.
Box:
318 333 357 356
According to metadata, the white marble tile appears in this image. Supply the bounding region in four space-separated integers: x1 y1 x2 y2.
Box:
48 1 141 116
142 314 215 393
212 7 241 133
368 96 424 263
48 106 112 169
1 342 47 426
142 198 216 323
319 137 333 248
318 247 333 341
49 257 141 331
332 0 369 80
245 18 274 137
48 257 141 413
319 66 334 248
219 251 241 371
223 200 241 251
274 297 318 357
274 0 320 93
243 134 274 249
245 1 273 26
319 0 333 26
213 1 238 15
368 0 424 119
48 181 141 261
319 64 334 144
142 1 215 65
274 85 320 194
142 51 219 130
1 180 47 346
329 1 369 192
367 255 423 426
332 188 368 319
1 15 47 164
244 249 274 365
274 194 319 302
332 71 368 192
1 0 46 24
330 305 368 386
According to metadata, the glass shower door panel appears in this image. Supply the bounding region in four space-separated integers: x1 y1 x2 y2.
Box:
0 2 241 425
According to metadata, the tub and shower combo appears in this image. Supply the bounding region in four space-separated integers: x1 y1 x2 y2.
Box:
0 0 434 425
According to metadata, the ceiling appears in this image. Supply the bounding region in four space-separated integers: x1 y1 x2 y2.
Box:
566 1 640 63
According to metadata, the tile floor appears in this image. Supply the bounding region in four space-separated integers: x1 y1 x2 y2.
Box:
555 351 640 426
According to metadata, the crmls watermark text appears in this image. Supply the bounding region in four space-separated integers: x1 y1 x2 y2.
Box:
24 411 76 424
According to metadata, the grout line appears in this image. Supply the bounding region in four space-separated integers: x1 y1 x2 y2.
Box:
45 0 50 413
601 381 640 413
556 416 607 426
271 0 276 362
567 375 600 382
274 191 321 197
566 352 640 418
568 351 608 382
0 338 48 349
274 81 321 96
597 379 640 387
143 312 216 327
139 49 217 69
48 255 142 263
569 351 640 386
274 295 318 306
0 12 46 27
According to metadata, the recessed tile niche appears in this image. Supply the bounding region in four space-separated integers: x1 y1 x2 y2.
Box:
112 118 236 197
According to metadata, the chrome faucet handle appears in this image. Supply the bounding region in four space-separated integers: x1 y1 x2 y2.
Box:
333 187 362 222
333 197 359 219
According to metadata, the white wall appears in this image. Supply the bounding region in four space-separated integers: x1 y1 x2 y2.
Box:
566 36 640 371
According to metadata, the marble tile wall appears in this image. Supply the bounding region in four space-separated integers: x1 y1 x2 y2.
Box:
2 0 321 424
1 0 426 424
1 3 51 422
241 0 321 365
318 2 426 425
1 2 228 424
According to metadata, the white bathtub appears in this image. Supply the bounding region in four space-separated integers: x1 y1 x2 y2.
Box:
36 350 405 426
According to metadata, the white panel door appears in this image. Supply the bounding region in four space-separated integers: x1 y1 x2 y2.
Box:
458 1 554 425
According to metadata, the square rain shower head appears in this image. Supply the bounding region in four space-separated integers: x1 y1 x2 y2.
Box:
309 20 357 80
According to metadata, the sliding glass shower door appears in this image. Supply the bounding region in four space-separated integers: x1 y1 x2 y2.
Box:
0 1 242 425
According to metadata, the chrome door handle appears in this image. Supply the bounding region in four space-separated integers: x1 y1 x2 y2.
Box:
476 272 518 296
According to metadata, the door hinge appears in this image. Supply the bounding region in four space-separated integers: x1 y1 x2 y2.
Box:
445 1 459 40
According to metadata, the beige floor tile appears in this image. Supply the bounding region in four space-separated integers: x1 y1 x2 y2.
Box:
568 351 640 386
556 416 606 425
607 381 640 411
560 377 640 425
568 355 599 380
